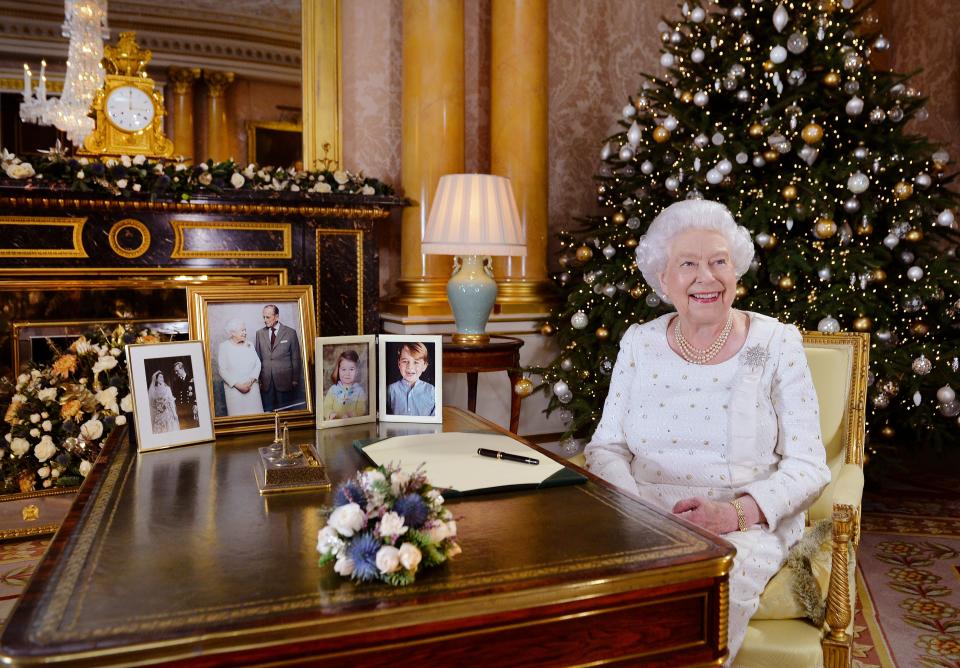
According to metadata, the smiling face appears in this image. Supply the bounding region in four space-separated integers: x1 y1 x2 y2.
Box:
657 229 737 328
230 326 247 344
337 359 358 387
398 348 428 386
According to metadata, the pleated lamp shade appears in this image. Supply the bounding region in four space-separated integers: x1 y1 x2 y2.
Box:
422 174 527 256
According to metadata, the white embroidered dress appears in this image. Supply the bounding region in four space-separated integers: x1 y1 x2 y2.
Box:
585 311 829 662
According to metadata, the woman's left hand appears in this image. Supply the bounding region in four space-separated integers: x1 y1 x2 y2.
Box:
672 497 738 535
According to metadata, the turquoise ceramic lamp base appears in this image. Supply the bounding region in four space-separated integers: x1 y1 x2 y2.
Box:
447 254 497 345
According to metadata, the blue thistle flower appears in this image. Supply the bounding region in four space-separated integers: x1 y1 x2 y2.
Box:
393 493 429 529
90 162 106 177
347 532 381 582
333 481 367 510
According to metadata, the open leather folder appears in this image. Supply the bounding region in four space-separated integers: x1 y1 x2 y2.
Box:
355 432 586 496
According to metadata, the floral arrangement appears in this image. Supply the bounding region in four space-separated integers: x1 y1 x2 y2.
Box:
317 465 460 586
0 145 394 201
1 325 161 494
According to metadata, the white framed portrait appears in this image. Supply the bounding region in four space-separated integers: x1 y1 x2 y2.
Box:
377 334 443 424
316 334 376 429
126 340 215 452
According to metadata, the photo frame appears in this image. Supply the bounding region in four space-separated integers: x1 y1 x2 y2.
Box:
316 335 376 429
126 340 215 452
377 334 443 424
187 285 316 434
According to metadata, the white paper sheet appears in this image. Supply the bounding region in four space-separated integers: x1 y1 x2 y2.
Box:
360 432 565 493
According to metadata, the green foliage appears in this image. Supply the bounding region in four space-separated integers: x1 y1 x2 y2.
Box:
534 0 960 458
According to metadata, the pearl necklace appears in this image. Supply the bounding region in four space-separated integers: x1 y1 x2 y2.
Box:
674 311 734 365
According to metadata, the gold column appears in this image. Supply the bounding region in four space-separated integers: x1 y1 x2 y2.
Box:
166 66 200 161
490 0 553 312
301 0 342 170
388 0 466 315
202 70 235 163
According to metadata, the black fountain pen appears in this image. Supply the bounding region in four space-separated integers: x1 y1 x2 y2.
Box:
477 448 539 465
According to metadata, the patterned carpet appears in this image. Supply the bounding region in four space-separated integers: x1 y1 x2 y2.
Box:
0 471 954 667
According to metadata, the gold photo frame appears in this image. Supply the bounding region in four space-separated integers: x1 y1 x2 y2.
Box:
187 285 316 434
245 120 303 169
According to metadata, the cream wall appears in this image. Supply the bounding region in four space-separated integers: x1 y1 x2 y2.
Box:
339 0 960 299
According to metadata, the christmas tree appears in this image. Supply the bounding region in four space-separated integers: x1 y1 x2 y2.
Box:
534 0 960 459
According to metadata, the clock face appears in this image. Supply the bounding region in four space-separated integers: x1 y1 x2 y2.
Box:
105 86 155 132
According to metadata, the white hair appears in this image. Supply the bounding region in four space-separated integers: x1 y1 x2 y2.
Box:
634 200 754 301
224 317 245 337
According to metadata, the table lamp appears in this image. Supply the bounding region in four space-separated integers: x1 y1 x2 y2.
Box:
423 174 527 344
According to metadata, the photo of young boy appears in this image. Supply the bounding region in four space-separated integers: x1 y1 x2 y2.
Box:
378 335 442 424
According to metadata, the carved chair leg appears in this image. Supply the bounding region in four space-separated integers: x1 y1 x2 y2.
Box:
822 503 855 668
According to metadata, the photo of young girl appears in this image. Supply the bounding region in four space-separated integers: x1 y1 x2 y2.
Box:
315 335 376 429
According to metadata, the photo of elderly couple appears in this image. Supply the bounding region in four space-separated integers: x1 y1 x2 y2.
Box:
209 303 307 418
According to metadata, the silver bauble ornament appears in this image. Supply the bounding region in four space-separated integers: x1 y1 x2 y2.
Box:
853 146 869 160
558 408 573 423
716 159 733 175
818 315 841 333
662 115 678 131
913 391 922 406
787 32 808 54
844 80 860 95
847 171 870 194
602 284 617 298
912 355 932 375
693 91 709 106
900 250 915 264
937 385 956 404
730 63 746 78
889 107 904 123
940 400 960 417
560 437 578 455
937 209 955 226
755 232 771 247
619 144 634 161
875 328 892 343
557 390 573 404
706 168 723 185
602 244 616 259
560 357 573 372
665 176 679 191
736 89 751 103
627 216 641 229
883 234 899 249
558 271 570 285
872 393 889 409
690 6 706 22
736 152 749 164
627 121 642 146
770 46 788 64
844 197 860 213
874 35 890 51
660 53 675 68
817 266 832 281
907 266 924 281
691 48 705 63
552 380 570 397
869 107 886 124
645 293 661 307
752 155 766 167
915 173 932 189
600 358 614 374
730 5 745 20
571 311 589 329
694 133 709 148
845 96 864 116
600 142 613 160
772 4 789 32
640 160 654 175
623 104 636 119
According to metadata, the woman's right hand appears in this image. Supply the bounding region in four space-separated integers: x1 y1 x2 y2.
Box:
235 381 251 393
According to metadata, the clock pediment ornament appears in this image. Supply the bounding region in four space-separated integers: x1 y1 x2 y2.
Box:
81 32 174 158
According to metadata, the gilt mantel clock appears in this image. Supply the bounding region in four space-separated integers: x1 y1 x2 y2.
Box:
81 32 174 158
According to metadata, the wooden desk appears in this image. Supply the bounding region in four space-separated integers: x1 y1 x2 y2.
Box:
0 408 733 667
442 335 523 433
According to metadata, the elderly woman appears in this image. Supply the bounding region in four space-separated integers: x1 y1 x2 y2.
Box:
217 318 264 417
584 199 830 663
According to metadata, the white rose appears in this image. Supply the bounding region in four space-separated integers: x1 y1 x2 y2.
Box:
426 521 450 544
5 433 11 443
110 347 121 357
116 179 128 189
375 545 401 574
51 468 59 478
29 428 40 438
29 413 40 424
4 162 35 179
390 471 410 496
105 158 117 168
427 489 444 507
362 185 375 196
80 418 104 442
362 470 386 488
311 181 332 193
445 519 458 538
34 435 56 462
175 163 187 172
243 164 255 179
40 411 48 419
379 511 408 538
96 386 119 413
30 370 40 379
153 164 164 175
37 387 57 402
198 162 209 171
10 437 29 457
333 170 350 185
399 542 422 571
17 373 29 385
78 157 89 165
132 183 141 192
317 525 344 557
327 502 365 537
41 420 52 432
79 460 92 477
132 154 146 165
42 479 51 488
115 415 126 426
120 155 132 167
333 556 355 576
198 172 213 185
290 184 300 192
120 394 133 413
75 169 85 180
37 466 50 479
230 172 245 189
92 355 118 374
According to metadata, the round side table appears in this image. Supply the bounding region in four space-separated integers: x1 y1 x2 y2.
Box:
442 335 524 433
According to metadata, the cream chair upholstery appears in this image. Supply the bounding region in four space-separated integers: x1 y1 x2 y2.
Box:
569 331 869 668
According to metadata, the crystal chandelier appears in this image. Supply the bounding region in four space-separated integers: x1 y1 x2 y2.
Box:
20 0 109 146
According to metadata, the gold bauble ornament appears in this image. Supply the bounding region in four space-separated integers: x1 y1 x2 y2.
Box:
513 377 534 397
871 268 887 283
801 123 824 144
823 72 840 87
748 123 765 138
575 245 594 262
680 91 694 104
652 126 671 143
763 60 776 72
856 220 874 235
893 181 914 200
852 316 872 332
911 321 930 336
781 184 798 201
762 149 779 162
580 369 590 380
735 284 748 298
612 212 626 225
778 275 795 290
933 160 946 174
763 233 779 249
596 326 610 341
625 238 638 248
880 425 896 439
818 0 838 13
905 229 923 242
629 286 643 299
814 218 837 239
539 323 555 336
